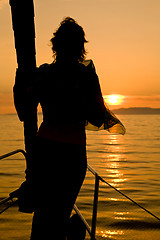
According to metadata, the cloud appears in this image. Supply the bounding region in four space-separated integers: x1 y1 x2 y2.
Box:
127 95 160 102
124 95 160 108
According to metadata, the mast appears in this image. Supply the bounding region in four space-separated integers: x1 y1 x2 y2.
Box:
10 0 37 180
10 0 36 70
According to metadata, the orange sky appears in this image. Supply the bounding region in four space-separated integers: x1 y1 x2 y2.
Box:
0 0 160 114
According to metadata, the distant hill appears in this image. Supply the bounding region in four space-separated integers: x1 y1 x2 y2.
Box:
112 107 160 115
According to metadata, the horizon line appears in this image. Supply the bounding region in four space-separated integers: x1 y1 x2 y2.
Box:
1 106 160 116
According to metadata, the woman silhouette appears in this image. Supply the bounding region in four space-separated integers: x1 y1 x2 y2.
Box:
29 17 125 239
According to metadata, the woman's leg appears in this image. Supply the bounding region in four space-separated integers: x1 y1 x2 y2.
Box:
30 139 87 239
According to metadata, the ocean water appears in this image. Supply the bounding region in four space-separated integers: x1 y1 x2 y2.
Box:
0 114 160 240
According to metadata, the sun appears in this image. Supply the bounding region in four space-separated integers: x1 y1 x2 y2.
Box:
104 94 124 105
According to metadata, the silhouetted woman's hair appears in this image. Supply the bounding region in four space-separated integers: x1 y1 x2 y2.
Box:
50 17 88 62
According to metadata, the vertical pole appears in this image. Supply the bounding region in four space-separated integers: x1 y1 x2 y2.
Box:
9 0 37 181
91 174 99 240
9 0 36 71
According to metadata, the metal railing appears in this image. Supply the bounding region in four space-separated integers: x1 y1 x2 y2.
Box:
74 165 100 240
0 149 26 160
0 149 98 239
1 149 160 240
0 150 26 214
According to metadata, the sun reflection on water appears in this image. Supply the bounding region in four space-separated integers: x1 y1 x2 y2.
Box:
114 211 129 220
107 134 121 145
105 154 127 187
98 134 127 189
97 229 124 239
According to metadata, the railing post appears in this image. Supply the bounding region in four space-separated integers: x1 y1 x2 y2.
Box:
91 173 99 240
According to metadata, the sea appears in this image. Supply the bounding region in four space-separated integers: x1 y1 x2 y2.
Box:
0 114 160 240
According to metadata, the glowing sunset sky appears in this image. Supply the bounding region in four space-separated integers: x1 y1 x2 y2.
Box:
0 0 160 113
